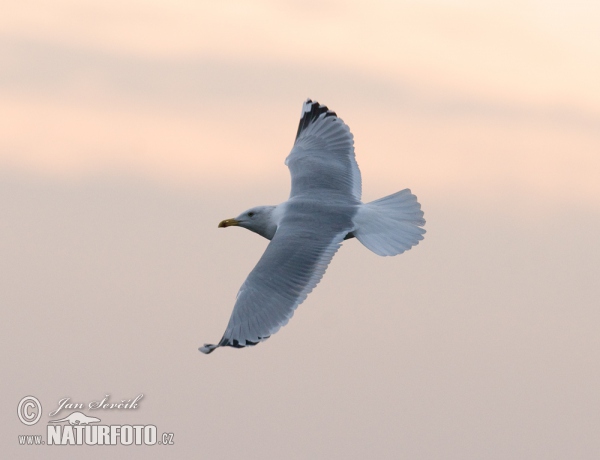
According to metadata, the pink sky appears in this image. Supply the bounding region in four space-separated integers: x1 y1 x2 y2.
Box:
2 2 600 459
2 0 599 203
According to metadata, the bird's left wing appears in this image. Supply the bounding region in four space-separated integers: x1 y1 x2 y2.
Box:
286 99 362 201
200 219 348 354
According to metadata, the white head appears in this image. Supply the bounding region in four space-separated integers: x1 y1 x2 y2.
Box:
218 205 278 240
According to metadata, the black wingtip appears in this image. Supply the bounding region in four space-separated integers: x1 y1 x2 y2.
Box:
198 337 239 354
199 343 219 354
295 99 337 141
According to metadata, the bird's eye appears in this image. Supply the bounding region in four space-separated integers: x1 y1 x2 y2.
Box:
248 212 255 217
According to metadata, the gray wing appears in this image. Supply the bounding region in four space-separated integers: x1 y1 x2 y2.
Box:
285 99 362 201
199 220 348 354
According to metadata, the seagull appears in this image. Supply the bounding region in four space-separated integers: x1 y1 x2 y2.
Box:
200 99 425 354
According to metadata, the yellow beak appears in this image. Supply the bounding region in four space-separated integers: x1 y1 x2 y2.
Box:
218 218 240 228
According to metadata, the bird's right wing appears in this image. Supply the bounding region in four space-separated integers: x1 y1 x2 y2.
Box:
200 220 348 354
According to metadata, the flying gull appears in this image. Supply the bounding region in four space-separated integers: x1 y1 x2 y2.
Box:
200 99 425 354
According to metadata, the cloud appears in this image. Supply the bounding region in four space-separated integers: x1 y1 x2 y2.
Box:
2 35 599 130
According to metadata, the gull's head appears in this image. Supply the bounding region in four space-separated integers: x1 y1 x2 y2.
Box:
218 205 278 240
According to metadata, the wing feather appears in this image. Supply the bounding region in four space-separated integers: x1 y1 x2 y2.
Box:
199 222 348 353
286 99 361 201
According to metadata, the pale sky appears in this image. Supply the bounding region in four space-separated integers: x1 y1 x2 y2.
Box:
2 1 599 458
2 0 599 200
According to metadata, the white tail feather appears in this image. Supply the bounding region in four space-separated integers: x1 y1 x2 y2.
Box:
353 189 425 256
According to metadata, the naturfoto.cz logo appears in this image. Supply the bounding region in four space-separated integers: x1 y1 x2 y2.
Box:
17 394 174 447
